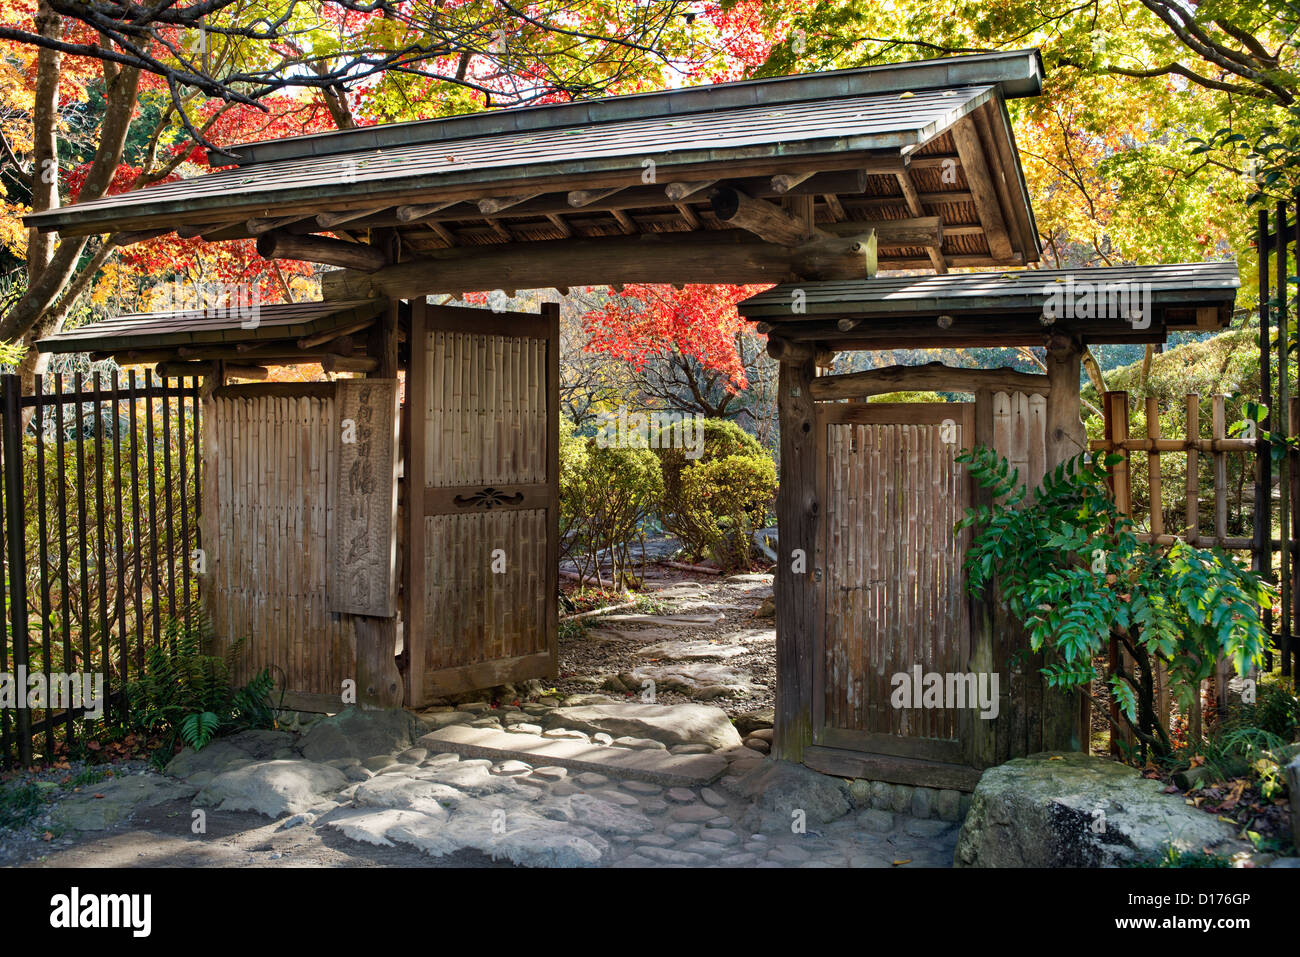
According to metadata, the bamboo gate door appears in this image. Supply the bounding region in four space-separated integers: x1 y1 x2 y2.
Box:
403 301 560 707
812 393 1049 775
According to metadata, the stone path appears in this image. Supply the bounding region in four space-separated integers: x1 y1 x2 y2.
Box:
6 705 963 869
558 570 778 743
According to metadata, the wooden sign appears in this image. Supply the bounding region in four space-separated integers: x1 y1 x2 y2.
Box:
329 378 400 616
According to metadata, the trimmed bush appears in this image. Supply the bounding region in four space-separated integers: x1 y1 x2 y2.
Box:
656 419 777 571
559 419 663 588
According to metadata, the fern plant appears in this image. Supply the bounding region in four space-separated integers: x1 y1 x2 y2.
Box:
125 610 277 756
957 448 1271 761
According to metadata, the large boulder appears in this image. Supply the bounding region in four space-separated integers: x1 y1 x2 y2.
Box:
955 751 1250 867
542 702 742 751
297 707 426 763
732 760 853 834
195 759 348 818
164 729 298 780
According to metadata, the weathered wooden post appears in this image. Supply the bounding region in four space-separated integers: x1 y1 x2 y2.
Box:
770 337 821 762
1043 330 1089 750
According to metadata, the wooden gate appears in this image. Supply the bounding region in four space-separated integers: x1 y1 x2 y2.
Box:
813 402 976 777
202 383 359 712
404 301 560 705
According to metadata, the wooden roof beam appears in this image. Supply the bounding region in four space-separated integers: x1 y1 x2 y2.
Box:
320 231 879 300
893 170 948 274
948 116 1014 261
478 193 541 215
256 231 390 272
317 206 390 229
396 200 462 223
808 361 1050 400
665 180 716 201
246 215 307 236
711 187 819 246
568 187 623 207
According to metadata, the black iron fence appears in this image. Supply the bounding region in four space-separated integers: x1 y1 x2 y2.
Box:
0 371 201 768
1256 198 1300 681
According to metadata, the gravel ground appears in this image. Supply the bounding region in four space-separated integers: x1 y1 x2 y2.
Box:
555 565 776 719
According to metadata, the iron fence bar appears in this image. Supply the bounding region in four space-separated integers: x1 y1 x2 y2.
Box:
2 375 32 767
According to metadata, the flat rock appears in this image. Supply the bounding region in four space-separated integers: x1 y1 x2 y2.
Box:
419 725 727 787
543 702 743 751
955 751 1251 867
51 775 198 831
630 662 757 699
195 760 348 818
634 639 748 661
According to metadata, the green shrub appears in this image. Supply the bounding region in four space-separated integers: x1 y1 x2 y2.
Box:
656 419 776 571
559 419 663 588
125 611 276 760
959 447 1271 761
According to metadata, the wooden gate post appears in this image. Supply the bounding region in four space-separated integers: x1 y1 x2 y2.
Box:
1043 332 1088 750
772 342 820 762
353 299 405 710
2 375 32 766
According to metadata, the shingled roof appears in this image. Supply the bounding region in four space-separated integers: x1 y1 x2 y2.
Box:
25 50 1045 289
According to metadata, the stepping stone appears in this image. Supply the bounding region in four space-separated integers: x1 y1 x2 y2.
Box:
621 780 663 796
574 772 609 788
637 833 678 849
707 816 732 829
592 733 614 746
700 788 727 808
665 787 696 803
542 728 589 742
678 840 728 858
612 736 667 750
396 748 428 764
670 805 718 824
490 760 532 777
641 800 669 816
590 789 640 807
457 702 491 714
699 828 740 846
506 723 544 735
719 852 757 867
551 781 580 797
532 766 568 782
669 744 713 756
664 822 700 840
417 725 728 788
598 613 726 627
362 755 398 772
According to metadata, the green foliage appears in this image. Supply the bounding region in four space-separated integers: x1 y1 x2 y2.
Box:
958 447 1271 759
1129 845 1234 868
0 781 47 830
559 419 664 588
125 611 276 759
655 419 777 571
1232 673 1300 740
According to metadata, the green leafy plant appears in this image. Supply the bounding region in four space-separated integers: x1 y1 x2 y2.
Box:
958 448 1271 760
559 419 664 589
125 611 277 759
656 419 776 572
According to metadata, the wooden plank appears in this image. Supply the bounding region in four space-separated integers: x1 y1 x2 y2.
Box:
405 300 429 708
947 116 1014 260
774 354 819 761
809 361 1049 400
328 378 400 616
802 745 983 792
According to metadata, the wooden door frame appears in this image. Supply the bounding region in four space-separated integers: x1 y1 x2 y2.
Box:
401 300 560 707
811 400 976 767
